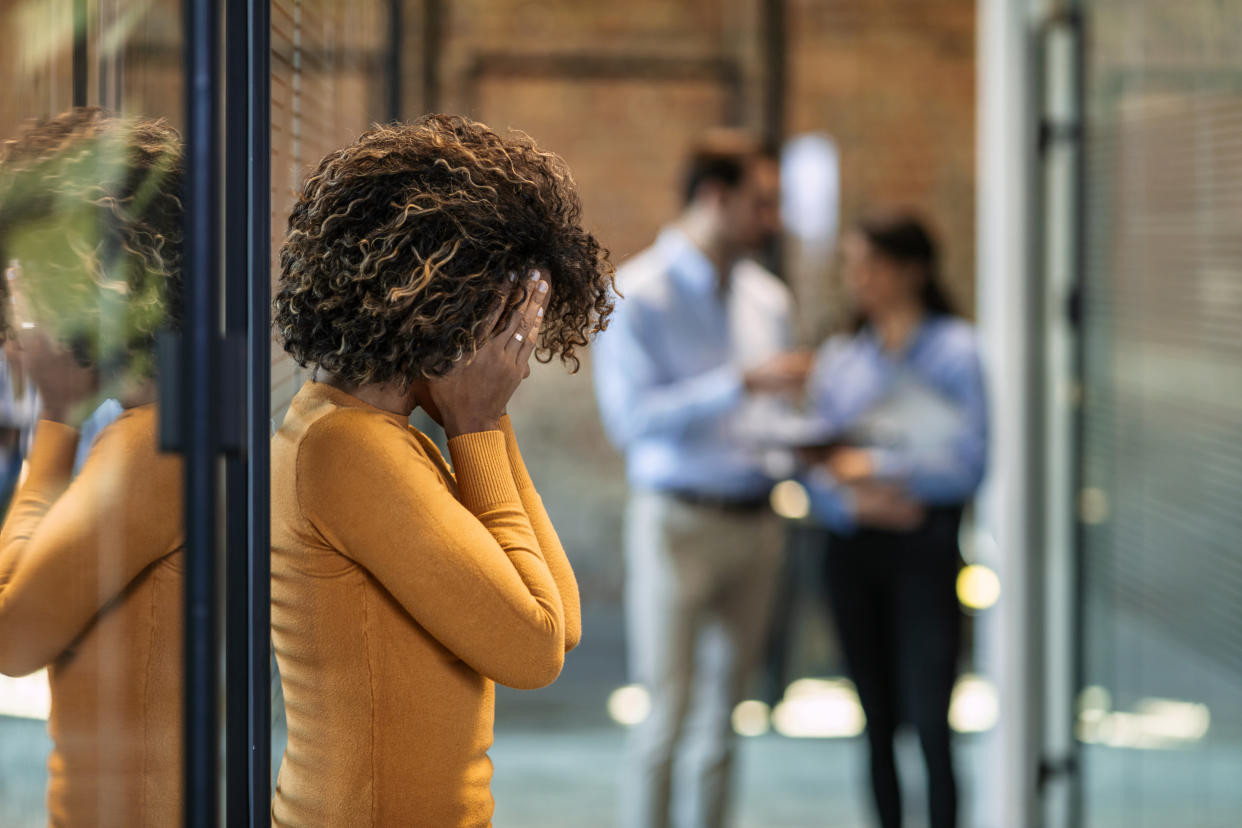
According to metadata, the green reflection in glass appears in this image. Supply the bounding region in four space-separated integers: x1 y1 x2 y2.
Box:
0 109 182 414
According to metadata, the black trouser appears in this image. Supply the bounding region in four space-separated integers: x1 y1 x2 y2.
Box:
824 508 963 828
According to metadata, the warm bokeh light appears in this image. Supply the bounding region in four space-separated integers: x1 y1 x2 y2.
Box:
1133 699 1212 742
769 675 1001 738
769 479 811 520
771 677 865 739
948 674 999 733
1078 487 1111 525
1077 691 1211 750
731 699 771 737
1077 684 1112 722
0 670 51 720
956 563 1001 611
607 684 651 727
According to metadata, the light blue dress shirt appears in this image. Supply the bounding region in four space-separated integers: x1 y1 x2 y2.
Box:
73 398 124 477
593 228 794 499
802 315 988 532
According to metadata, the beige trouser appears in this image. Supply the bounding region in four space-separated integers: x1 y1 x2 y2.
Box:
621 489 784 828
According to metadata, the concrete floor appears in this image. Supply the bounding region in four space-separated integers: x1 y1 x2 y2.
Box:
1 712 968 828
7 711 1242 827
4 606 1239 827
489 724 968 828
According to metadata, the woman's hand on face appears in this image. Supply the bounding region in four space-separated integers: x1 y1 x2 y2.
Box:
6 264 98 426
13 328 98 427
428 270 550 439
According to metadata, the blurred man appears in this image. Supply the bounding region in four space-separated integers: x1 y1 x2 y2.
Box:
594 131 809 828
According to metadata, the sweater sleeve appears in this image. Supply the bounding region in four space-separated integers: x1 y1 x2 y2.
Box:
0 414 183 676
499 415 581 652
592 298 745 449
297 411 567 690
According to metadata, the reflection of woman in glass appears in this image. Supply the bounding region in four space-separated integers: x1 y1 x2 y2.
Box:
0 108 185 826
270 114 613 826
803 213 987 828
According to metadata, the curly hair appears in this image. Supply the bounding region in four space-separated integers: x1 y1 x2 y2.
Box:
274 113 614 386
0 107 184 375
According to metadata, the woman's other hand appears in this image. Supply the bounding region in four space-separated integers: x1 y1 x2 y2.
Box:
428 270 550 438
850 482 925 531
825 446 875 484
743 350 814 396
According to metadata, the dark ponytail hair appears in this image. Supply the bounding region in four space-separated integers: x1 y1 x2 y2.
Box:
855 211 955 319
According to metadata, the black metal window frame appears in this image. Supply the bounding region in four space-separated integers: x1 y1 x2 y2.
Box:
179 0 403 824
179 0 271 826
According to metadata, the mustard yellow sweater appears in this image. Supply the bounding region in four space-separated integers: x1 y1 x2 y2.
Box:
270 381 581 827
0 407 185 827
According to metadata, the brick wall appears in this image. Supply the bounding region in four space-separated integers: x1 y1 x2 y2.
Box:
400 0 976 335
0 1 978 607
404 0 978 603
786 0 977 335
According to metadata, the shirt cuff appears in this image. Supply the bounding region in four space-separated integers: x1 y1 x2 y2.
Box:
805 466 859 534
658 362 745 416
447 429 522 512
692 364 745 416
867 447 911 481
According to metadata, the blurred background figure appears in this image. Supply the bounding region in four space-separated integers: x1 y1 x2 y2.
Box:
0 334 41 510
800 212 987 828
593 131 811 828
0 107 186 827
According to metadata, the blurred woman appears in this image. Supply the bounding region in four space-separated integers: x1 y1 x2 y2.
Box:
0 108 185 826
803 212 987 828
270 114 613 826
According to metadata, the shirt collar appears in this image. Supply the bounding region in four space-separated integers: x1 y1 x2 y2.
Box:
860 314 939 363
656 226 721 297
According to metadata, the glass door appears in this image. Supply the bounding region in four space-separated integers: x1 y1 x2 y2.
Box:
178 0 272 825
1074 1 1242 826
0 1 199 825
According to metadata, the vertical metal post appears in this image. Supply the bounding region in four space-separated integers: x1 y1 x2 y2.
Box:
387 0 402 121
225 1 271 824
975 1 1044 826
1033 7 1087 827
246 0 272 823
1065 5 1086 825
759 0 786 278
760 0 786 147
72 0 87 107
421 0 442 114
224 3 248 822
182 0 221 823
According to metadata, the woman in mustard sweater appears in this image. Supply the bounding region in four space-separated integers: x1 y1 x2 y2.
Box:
270 114 614 826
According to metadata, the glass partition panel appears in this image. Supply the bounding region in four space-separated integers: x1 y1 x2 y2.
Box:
0 2 187 825
1077 2 1242 825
